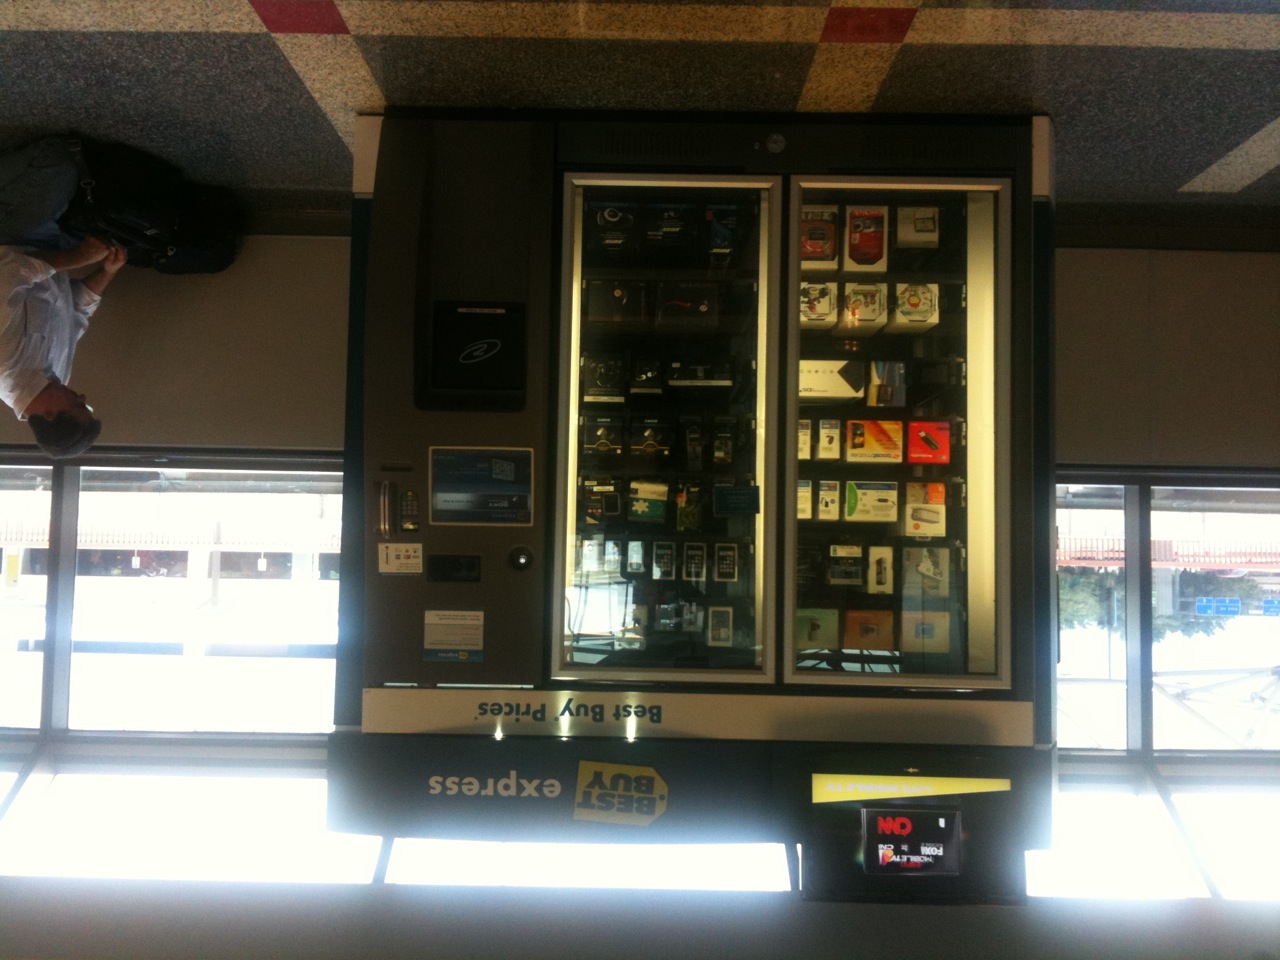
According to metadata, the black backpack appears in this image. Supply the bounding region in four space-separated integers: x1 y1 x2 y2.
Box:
59 138 242 274
131 181 243 275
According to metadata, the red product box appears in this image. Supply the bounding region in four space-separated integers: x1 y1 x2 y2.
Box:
907 420 951 463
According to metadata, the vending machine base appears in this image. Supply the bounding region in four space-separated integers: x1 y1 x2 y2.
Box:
327 732 1053 903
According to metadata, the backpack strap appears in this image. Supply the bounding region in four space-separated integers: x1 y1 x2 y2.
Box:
64 138 95 205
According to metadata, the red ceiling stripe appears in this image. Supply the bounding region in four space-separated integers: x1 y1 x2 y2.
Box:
249 0 350 35
820 7 917 44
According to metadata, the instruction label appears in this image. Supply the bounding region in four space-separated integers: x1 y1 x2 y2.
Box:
424 609 484 662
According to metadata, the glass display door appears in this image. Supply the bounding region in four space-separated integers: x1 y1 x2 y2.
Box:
554 175 780 683
786 179 1011 688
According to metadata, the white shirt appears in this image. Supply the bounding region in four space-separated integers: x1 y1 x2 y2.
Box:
0 245 100 418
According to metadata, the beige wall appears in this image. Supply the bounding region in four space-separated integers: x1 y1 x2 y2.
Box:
1055 249 1280 468
0 235 350 451
6 238 1276 470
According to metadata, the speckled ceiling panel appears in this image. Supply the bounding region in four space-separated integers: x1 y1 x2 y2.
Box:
0 0 1276 234
357 36 817 112
876 43 1280 205
0 31 351 191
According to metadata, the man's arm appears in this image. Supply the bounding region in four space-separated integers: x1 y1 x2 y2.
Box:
31 236 112 273
80 245 127 296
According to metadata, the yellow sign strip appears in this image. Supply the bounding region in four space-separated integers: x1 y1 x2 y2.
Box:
812 773 1011 804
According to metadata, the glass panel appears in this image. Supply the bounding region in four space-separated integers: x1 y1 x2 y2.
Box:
1055 484 1127 749
386 839 790 891
0 773 380 882
1024 787 1209 899
1170 787 1280 900
555 176 776 683
1150 486 1280 750
0 465 52 729
68 468 342 732
787 182 1007 687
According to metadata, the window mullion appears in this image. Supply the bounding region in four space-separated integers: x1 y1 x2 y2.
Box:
40 463 80 733
1123 484 1153 755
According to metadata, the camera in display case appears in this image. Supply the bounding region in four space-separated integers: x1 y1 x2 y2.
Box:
559 178 769 681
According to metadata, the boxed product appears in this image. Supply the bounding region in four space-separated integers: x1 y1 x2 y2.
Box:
797 479 813 520
887 283 940 332
656 281 719 332
585 202 640 257
629 417 674 459
843 481 898 523
817 480 841 521
827 543 863 586
581 476 622 524
896 206 940 248
902 546 950 599
844 206 888 272
630 356 663 396
846 420 903 463
867 545 894 595
868 361 906 407
581 415 624 457
798 419 812 460
900 611 951 654
908 420 952 464
682 542 707 582
817 419 842 460
799 359 866 401
834 282 888 338
713 543 739 582
628 479 669 524
707 605 735 646
800 205 840 271
799 281 838 329
707 203 747 268
683 417 705 470
796 607 841 649
712 417 736 465
585 280 649 327
674 482 704 533
902 481 946 537
843 610 895 652
581 355 627 403
651 540 676 579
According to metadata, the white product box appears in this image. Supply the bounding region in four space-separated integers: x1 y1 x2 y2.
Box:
817 419 842 460
843 481 898 523
887 282 939 333
844 206 888 272
834 282 888 338
799 359 866 401
817 480 841 521
799 205 840 271
799 280 838 329
867 545 894 594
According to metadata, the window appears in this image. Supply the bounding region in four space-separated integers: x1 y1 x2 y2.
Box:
0 465 52 729
1149 486 1280 751
1056 476 1280 754
1055 484 1127 749
0 456 342 735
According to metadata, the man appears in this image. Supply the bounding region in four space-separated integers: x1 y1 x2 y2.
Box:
0 235 125 458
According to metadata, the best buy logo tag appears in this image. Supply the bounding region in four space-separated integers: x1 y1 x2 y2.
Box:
574 760 668 826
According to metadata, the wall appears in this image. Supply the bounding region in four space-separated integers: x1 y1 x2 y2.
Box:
0 236 350 451
1055 249 1280 468
8 239 1274 469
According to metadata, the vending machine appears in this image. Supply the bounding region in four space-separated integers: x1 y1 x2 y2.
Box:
332 111 1056 903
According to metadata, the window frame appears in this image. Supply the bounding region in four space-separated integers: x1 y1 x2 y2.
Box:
1056 466 1280 770
0 446 345 738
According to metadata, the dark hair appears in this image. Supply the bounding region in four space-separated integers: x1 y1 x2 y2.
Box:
28 411 102 459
